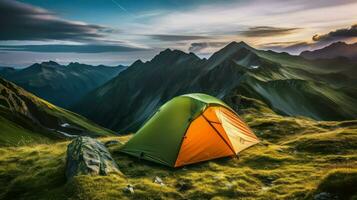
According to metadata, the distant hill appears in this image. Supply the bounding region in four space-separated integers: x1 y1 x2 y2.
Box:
300 42 357 61
0 61 126 108
72 41 357 132
0 77 114 146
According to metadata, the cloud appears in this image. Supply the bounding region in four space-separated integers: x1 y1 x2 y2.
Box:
0 0 116 41
188 42 228 52
240 26 301 37
148 34 211 41
0 44 147 53
259 23 357 54
312 24 357 42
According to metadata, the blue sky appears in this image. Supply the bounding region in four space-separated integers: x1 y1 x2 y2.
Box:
0 0 356 67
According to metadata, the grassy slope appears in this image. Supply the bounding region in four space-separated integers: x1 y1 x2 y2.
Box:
0 115 51 146
0 78 114 147
0 96 356 200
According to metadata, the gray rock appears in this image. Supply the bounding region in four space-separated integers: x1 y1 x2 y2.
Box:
65 136 121 179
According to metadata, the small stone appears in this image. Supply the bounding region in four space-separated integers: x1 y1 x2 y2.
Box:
153 176 165 186
123 184 134 194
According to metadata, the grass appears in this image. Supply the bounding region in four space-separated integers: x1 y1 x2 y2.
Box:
0 97 356 199
312 169 357 199
0 116 51 146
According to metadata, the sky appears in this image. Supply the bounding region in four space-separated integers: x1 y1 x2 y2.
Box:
0 0 356 67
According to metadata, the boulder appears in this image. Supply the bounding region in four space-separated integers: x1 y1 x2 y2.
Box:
65 136 121 179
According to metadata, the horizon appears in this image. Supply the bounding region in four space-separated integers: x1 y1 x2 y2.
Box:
0 0 356 67
2 40 356 68
0 41 271 68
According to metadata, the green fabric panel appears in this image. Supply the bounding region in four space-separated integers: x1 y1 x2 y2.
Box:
182 93 233 111
120 96 206 167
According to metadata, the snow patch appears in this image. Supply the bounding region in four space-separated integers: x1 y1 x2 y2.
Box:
57 130 77 138
61 123 70 127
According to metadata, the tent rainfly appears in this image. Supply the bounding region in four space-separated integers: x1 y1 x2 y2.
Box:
120 93 260 167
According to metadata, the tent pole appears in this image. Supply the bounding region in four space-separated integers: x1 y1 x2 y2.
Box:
202 114 237 156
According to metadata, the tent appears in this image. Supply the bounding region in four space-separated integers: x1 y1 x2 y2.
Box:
120 93 259 167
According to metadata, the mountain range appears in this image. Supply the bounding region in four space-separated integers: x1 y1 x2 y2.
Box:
0 61 126 108
0 77 113 146
0 41 356 199
300 41 357 61
71 41 357 132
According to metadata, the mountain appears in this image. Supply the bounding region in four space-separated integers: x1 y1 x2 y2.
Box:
73 41 357 132
0 66 17 77
300 41 357 61
0 77 114 146
0 61 126 108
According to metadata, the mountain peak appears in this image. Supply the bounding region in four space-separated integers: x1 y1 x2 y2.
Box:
41 60 60 67
68 62 91 67
225 41 252 50
158 48 185 56
153 48 197 62
131 59 144 66
206 41 256 66
330 41 347 46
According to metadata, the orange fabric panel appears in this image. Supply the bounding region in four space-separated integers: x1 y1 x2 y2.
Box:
220 108 258 139
215 107 260 153
203 107 236 152
202 106 221 123
174 115 235 167
211 122 235 151
223 109 254 133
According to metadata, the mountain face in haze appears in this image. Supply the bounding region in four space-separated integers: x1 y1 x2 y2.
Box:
73 41 357 132
0 61 126 108
300 42 357 61
0 77 113 146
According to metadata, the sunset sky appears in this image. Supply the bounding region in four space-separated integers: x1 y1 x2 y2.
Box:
0 0 356 66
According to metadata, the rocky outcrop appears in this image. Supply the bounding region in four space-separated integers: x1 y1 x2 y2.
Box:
65 136 121 179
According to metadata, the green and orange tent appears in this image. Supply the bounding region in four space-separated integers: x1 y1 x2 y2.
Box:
120 93 259 167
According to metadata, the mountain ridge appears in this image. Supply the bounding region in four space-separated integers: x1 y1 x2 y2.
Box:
300 41 357 61
0 61 127 108
72 41 357 132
